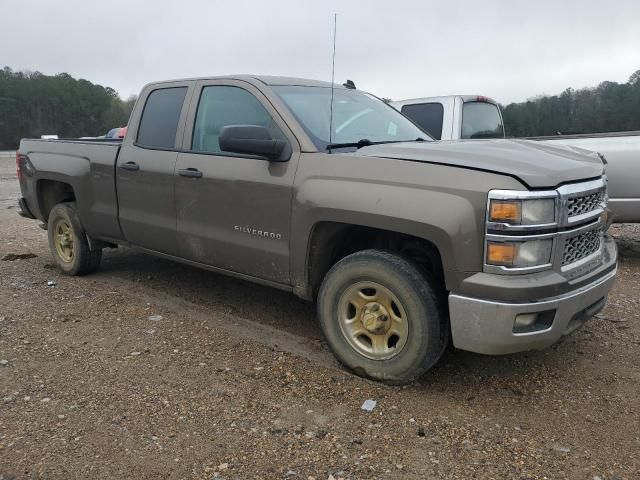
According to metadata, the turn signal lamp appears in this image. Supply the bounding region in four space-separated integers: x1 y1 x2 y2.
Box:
489 200 521 223
487 243 516 266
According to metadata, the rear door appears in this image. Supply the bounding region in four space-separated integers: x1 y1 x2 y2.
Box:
174 79 300 284
116 81 192 255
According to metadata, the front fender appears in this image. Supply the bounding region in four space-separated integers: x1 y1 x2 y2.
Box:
290 154 527 293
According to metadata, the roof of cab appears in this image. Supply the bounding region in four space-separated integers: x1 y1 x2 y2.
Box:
144 75 344 90
251 75 340 88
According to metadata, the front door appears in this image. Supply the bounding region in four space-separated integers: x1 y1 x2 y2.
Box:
174 80 299 284
116 83 191 255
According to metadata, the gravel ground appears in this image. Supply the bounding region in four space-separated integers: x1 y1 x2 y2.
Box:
1 156 639 479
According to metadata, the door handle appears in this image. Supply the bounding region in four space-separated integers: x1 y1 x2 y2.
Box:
119 161 140 172
178 168 203 178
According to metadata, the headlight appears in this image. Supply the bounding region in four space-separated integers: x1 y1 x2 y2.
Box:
486 239 553 268
489 198 555 225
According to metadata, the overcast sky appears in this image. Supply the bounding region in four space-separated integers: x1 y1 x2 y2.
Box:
2 0 640 104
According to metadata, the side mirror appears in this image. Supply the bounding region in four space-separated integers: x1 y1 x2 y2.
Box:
219 125 287 161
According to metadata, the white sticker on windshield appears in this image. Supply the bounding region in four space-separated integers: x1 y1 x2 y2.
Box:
388 122 398 136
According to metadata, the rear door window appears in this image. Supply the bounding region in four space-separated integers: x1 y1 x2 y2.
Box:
461 102 504 139
136 87 187 149
401 102 443 140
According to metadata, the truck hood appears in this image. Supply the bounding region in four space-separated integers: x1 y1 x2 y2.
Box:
358 138 603 188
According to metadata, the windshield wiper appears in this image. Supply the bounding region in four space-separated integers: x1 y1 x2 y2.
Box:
326 139 374 150
326 138 427 150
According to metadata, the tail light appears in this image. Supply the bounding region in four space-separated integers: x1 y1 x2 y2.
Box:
16 152 22 181
16 152 27 182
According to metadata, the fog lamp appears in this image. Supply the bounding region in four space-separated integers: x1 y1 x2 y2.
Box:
514 313 538 329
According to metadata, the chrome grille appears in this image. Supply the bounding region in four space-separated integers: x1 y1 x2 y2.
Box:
562 228 601 266
567 189 605 219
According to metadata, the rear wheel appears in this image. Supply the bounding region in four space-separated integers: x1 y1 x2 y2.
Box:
317 249 448 384
47 202 102 275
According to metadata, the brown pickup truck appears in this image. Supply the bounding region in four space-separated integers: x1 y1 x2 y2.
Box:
16 76 617 384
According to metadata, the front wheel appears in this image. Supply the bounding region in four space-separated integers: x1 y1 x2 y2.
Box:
47 202 102 276
317 249 448 384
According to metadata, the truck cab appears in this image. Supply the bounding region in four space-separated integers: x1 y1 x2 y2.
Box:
391 95 505 141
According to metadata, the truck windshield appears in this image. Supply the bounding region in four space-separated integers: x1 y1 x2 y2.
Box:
461 102 505 139
273 86 431 151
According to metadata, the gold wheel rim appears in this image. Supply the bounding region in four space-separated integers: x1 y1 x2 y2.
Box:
53 218 74 263
338 281 409 360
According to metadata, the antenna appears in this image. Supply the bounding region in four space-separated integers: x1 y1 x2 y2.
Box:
328 13 337 152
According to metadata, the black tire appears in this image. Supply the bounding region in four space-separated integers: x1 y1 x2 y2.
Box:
47 202 102 276
317 249 448 384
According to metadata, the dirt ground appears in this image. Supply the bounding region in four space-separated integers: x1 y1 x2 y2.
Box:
1 155 639 479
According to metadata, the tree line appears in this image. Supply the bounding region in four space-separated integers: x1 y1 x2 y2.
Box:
1 66 639 149
0 67 135 150
502 69 640 137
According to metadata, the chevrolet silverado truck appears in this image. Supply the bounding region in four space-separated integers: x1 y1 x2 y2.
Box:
393 95 640 223
16 76 617 384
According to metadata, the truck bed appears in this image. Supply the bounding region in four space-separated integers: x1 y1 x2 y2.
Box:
18 138 123 241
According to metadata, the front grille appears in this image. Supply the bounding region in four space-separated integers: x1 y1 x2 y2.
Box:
562 228 602 266
567 189 605 218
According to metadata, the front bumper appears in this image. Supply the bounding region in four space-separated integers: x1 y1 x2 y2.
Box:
448 239 617 355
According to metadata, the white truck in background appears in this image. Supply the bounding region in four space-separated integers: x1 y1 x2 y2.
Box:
391 95 505 141
392 96 640 223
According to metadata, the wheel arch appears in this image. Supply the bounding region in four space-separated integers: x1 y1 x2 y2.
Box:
293 217 451 300
36 179 77 221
